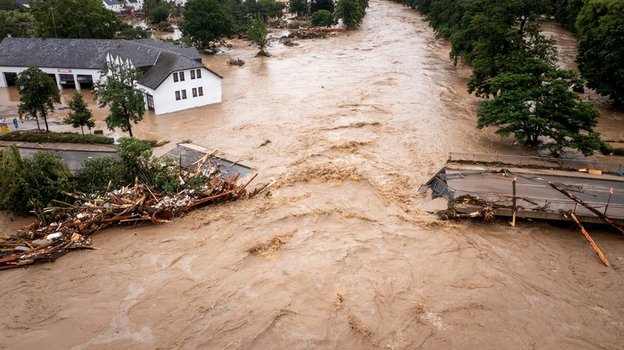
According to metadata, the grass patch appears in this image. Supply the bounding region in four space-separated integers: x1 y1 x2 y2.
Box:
0 131 114 145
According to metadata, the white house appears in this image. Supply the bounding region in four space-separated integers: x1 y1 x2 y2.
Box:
102 0 128 13
0 38 223 115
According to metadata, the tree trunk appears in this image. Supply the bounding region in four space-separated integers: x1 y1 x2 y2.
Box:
42 110 49 132
80 125 84 135
34 113 41 130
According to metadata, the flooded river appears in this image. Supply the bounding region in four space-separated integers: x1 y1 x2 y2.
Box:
1 1 624 349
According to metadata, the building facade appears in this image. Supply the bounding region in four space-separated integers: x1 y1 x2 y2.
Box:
0 38 222 115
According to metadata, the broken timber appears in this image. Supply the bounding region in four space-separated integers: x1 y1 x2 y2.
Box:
549 182 624 236
563 211 610 267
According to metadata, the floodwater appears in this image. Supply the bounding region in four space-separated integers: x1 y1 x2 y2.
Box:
1 1 624 349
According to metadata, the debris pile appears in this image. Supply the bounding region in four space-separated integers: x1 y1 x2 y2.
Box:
0 157 258 270
288 27 343 39
228 58 245 66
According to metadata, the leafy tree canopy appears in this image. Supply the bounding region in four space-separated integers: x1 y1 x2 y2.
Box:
32 0 120 39
64 92 95 135
0 10 35 38
477 55 601 156
288 0 309 16
311 9 335 26
247 16 269 55
94 58 146 137
576 0 624 105
16 67 60 132
335 0 367 29
310 0 334 13
0 146 72 215
181 0 235 47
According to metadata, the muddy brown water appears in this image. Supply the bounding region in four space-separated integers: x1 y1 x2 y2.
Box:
1 1 624 349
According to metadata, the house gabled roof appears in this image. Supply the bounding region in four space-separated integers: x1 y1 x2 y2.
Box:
103 0 126 5
0 37 222 90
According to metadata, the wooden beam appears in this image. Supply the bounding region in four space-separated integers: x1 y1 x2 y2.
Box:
549 182 624 236
568 211 610 267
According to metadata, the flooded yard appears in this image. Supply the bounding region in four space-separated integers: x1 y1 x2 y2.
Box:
1 1 623 349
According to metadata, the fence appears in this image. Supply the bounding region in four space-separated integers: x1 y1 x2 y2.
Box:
448 152 624 173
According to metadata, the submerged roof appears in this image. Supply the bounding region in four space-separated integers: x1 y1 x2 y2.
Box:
0 37 220 89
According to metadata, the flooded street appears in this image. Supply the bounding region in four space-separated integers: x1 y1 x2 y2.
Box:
1 1 624 349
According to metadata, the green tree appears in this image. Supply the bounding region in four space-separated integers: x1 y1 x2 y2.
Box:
32 0 119 39
0 10 35 38
16 67 60 132
94 57 146 138
247 16 269 56
311 9 335 26
73 156 127 193
288 0 309 16
149 4 170 23
310 0 334 13
576 0 624 105
0 0 19 10
335 0 366 29
181 0 235 48
64 92 95 135
0 146 71 215
477 57 601 156
552 0 586 31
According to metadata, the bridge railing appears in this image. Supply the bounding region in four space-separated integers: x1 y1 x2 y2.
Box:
448 152 624 173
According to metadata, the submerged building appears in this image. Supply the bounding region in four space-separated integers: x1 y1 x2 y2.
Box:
0 37 223 115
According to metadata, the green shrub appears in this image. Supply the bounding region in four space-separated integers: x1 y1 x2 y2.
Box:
599 141 614 155
73 157 128 194
613 148 624 156
0 146 71 215
0 131 114 144
311 9 334 26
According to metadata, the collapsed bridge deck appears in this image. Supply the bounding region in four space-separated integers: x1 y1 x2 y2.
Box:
424 164 624 225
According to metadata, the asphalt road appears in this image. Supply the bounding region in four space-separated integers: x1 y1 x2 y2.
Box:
445 169 624 219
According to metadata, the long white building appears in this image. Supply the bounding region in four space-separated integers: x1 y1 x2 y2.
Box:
0 38 223 115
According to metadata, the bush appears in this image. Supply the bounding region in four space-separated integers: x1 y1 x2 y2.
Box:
311 9 334 26
0 131 114 144
117 137 179 193
599 141 614 155
73 157 128 194
0 146 72 215
149 4 170 23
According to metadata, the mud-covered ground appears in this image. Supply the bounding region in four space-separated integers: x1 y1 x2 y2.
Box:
1 1 624 349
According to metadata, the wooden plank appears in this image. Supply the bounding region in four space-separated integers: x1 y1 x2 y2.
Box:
568 212 610 267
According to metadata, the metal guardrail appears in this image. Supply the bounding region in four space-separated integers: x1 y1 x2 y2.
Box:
448 152 624 173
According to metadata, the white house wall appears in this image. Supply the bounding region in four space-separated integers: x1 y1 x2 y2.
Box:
0 66 101 90
141 67 222 115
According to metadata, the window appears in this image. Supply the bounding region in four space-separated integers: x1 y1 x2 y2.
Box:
196 69 202 79
175 91 180 100
190 70 195 79
192 88 197 97
182 89 187 99
173 72 179 82
179 71 185 81
198 87 203 96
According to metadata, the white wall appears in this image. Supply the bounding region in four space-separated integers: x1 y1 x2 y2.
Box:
0 66 101 90
141 67 222 115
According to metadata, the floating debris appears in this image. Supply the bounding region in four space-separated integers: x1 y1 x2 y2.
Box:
0 157 258 270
